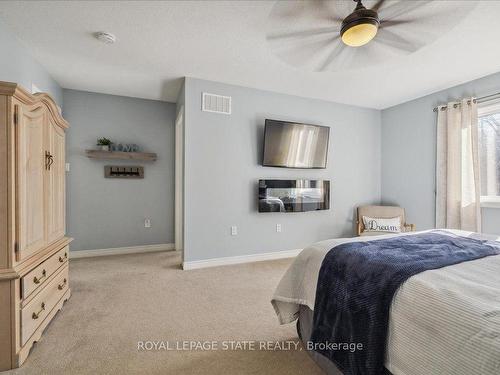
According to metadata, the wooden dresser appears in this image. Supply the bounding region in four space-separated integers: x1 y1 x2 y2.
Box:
0 82 71 370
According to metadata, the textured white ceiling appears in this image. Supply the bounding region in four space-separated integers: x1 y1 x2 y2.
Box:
0 0 500 109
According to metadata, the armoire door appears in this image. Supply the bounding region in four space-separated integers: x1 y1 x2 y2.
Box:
46 118 66 244
15 102 47 261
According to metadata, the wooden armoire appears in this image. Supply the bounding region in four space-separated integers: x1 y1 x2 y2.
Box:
0 81 71 370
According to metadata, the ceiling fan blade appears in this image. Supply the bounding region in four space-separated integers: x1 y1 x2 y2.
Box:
379 19 414 28
379 0 434 21
269 0 344 22
316 0 345 22
271 34 342 69
371 0 387 12
267 26 339 41
373 29 423 53
317 37 347 71
322 14 344 23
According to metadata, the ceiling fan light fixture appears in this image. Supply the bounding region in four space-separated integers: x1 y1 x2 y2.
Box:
341 22 378 47
340 1 380 47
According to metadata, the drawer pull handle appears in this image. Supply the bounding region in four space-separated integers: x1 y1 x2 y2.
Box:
32 302 45 320
59 252 68 263
33 270 47 284
58 278 67 290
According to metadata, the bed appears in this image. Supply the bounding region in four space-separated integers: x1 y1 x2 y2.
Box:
271 230 500 375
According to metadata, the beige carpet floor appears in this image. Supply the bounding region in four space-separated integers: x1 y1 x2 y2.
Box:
7 251 324 375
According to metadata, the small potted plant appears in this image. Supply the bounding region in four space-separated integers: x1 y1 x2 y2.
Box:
97 137 112 151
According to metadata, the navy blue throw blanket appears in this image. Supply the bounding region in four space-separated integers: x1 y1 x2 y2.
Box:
310 233 500 375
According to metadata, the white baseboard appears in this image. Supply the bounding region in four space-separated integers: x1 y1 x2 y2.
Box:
70 243 175 259
182 248 301 270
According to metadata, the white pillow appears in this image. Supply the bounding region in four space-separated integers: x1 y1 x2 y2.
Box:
362 216 401 233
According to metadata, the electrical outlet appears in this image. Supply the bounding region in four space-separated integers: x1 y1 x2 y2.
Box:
65 163 70 172
231 226 238 236
276 224 282 233
144 219 151 228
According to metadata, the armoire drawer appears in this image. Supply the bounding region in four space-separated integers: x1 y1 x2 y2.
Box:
21 265 69 346
21 246 68 299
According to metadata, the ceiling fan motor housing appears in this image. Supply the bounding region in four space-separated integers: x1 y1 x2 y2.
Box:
340 7 380 38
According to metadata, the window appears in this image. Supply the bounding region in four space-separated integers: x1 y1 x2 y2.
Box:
478 101 500 206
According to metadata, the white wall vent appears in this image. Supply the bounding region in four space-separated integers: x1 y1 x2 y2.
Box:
202 92 231 115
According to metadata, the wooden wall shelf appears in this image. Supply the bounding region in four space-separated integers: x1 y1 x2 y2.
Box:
85 150 157 161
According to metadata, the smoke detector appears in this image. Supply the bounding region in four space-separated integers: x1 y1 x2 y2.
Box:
94 32 116 44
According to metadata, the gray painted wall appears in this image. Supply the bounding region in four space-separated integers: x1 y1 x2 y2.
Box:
381 71 500 235
63 89 176 251
183 77 381 262
0 21 62 105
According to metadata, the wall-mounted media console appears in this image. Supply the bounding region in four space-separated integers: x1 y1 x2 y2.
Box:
258 179 330 213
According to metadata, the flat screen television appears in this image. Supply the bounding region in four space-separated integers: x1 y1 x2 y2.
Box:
262 119 330 168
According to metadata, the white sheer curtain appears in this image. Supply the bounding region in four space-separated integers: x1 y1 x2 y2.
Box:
436 98 481 232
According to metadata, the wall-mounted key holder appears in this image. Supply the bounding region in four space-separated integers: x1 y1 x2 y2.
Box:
105 165 144 179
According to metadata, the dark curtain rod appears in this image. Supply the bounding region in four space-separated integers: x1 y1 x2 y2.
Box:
432 92 500 112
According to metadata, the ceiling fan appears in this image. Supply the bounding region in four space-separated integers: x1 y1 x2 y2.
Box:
266 0 477 72
339 0 388 47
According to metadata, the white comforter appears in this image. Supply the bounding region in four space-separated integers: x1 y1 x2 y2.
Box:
271 230 500 375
